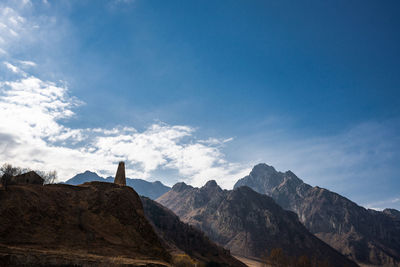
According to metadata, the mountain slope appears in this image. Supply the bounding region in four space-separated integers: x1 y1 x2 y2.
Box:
66 170 170 199
0 181 170 266
234 163 400 266
141 196 246 267
157 181 358 267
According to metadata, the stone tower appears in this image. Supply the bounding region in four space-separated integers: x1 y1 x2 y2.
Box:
114 161 126 186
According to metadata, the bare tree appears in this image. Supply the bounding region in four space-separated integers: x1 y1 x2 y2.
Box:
1 163 57 185
0 163 22 176
36 170 58 184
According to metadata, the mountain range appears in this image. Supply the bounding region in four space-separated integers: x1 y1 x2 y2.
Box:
157 180 358 267
234 163 400 266
6 163 399 266
65 170 170 199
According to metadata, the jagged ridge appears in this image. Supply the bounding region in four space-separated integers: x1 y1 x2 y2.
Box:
234 163 400 266
157 180 358 267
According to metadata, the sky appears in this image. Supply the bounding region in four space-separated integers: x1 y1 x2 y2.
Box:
0 0 399 210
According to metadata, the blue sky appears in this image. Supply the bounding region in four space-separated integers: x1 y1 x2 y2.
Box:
0 0 399 210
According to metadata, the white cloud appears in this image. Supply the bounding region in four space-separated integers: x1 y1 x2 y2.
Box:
0 6 25 55
4 61 20 73
112 0 135 4
0 1 60 63
366 197 400 211
18 60 36 67
1 0 398 211
235 116 400 210
21 0 32 7
0 61 248 188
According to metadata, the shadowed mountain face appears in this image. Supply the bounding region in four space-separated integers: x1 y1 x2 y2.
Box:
234 163 400 266
0 182 170 266
66 171 170 199
384 209 400 221
157 181 358 267
141 196 246 267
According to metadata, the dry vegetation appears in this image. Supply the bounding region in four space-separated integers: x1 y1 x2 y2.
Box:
264 248 334 267
0 163 57 184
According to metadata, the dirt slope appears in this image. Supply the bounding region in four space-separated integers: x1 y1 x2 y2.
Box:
0 182 170 266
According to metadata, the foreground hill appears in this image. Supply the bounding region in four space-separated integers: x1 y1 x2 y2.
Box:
0 182 170 266
157 180 357 267
66 170 170 199
234 163 400 266
141 196 246 267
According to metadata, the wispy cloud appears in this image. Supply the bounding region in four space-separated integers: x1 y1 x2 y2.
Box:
3 61 20 73
0 60 248 187
0 4 28 56
1 0 399 212
18 60 36 67
237 117 400 209
366 197 400 211
108 0 136 10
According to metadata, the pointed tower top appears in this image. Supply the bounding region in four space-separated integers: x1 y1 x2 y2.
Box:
114 161 126 186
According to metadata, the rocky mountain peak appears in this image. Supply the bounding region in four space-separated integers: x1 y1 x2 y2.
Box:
157 181 358 266
204 179 218 187
202 180 221 191
250 163 277 176
234 163 286 195
201 180 223 199
171 182 192 192
383 208 400 220
233 164 400 266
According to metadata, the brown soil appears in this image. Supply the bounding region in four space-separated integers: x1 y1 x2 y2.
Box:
0 182 170 266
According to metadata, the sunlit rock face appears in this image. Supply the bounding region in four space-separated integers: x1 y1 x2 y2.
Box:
157 180 358 267
234 163 400 266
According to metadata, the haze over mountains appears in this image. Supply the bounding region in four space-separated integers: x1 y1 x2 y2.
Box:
66 170 170 199
234 164 400 266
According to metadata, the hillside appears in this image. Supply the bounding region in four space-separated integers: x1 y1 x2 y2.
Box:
66 170 170 199
234 163 400 266
0 182 170 266
141 196 246 267
157 181 358 267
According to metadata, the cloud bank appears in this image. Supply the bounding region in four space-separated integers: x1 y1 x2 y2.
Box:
0 61 248 187
1 1 399 210
0 1 249 187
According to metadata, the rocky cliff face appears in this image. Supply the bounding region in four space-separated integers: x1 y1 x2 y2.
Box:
384 208 400 221
157 181 358 267
0 182 170 266
234 163 400 266
141 196 246 267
